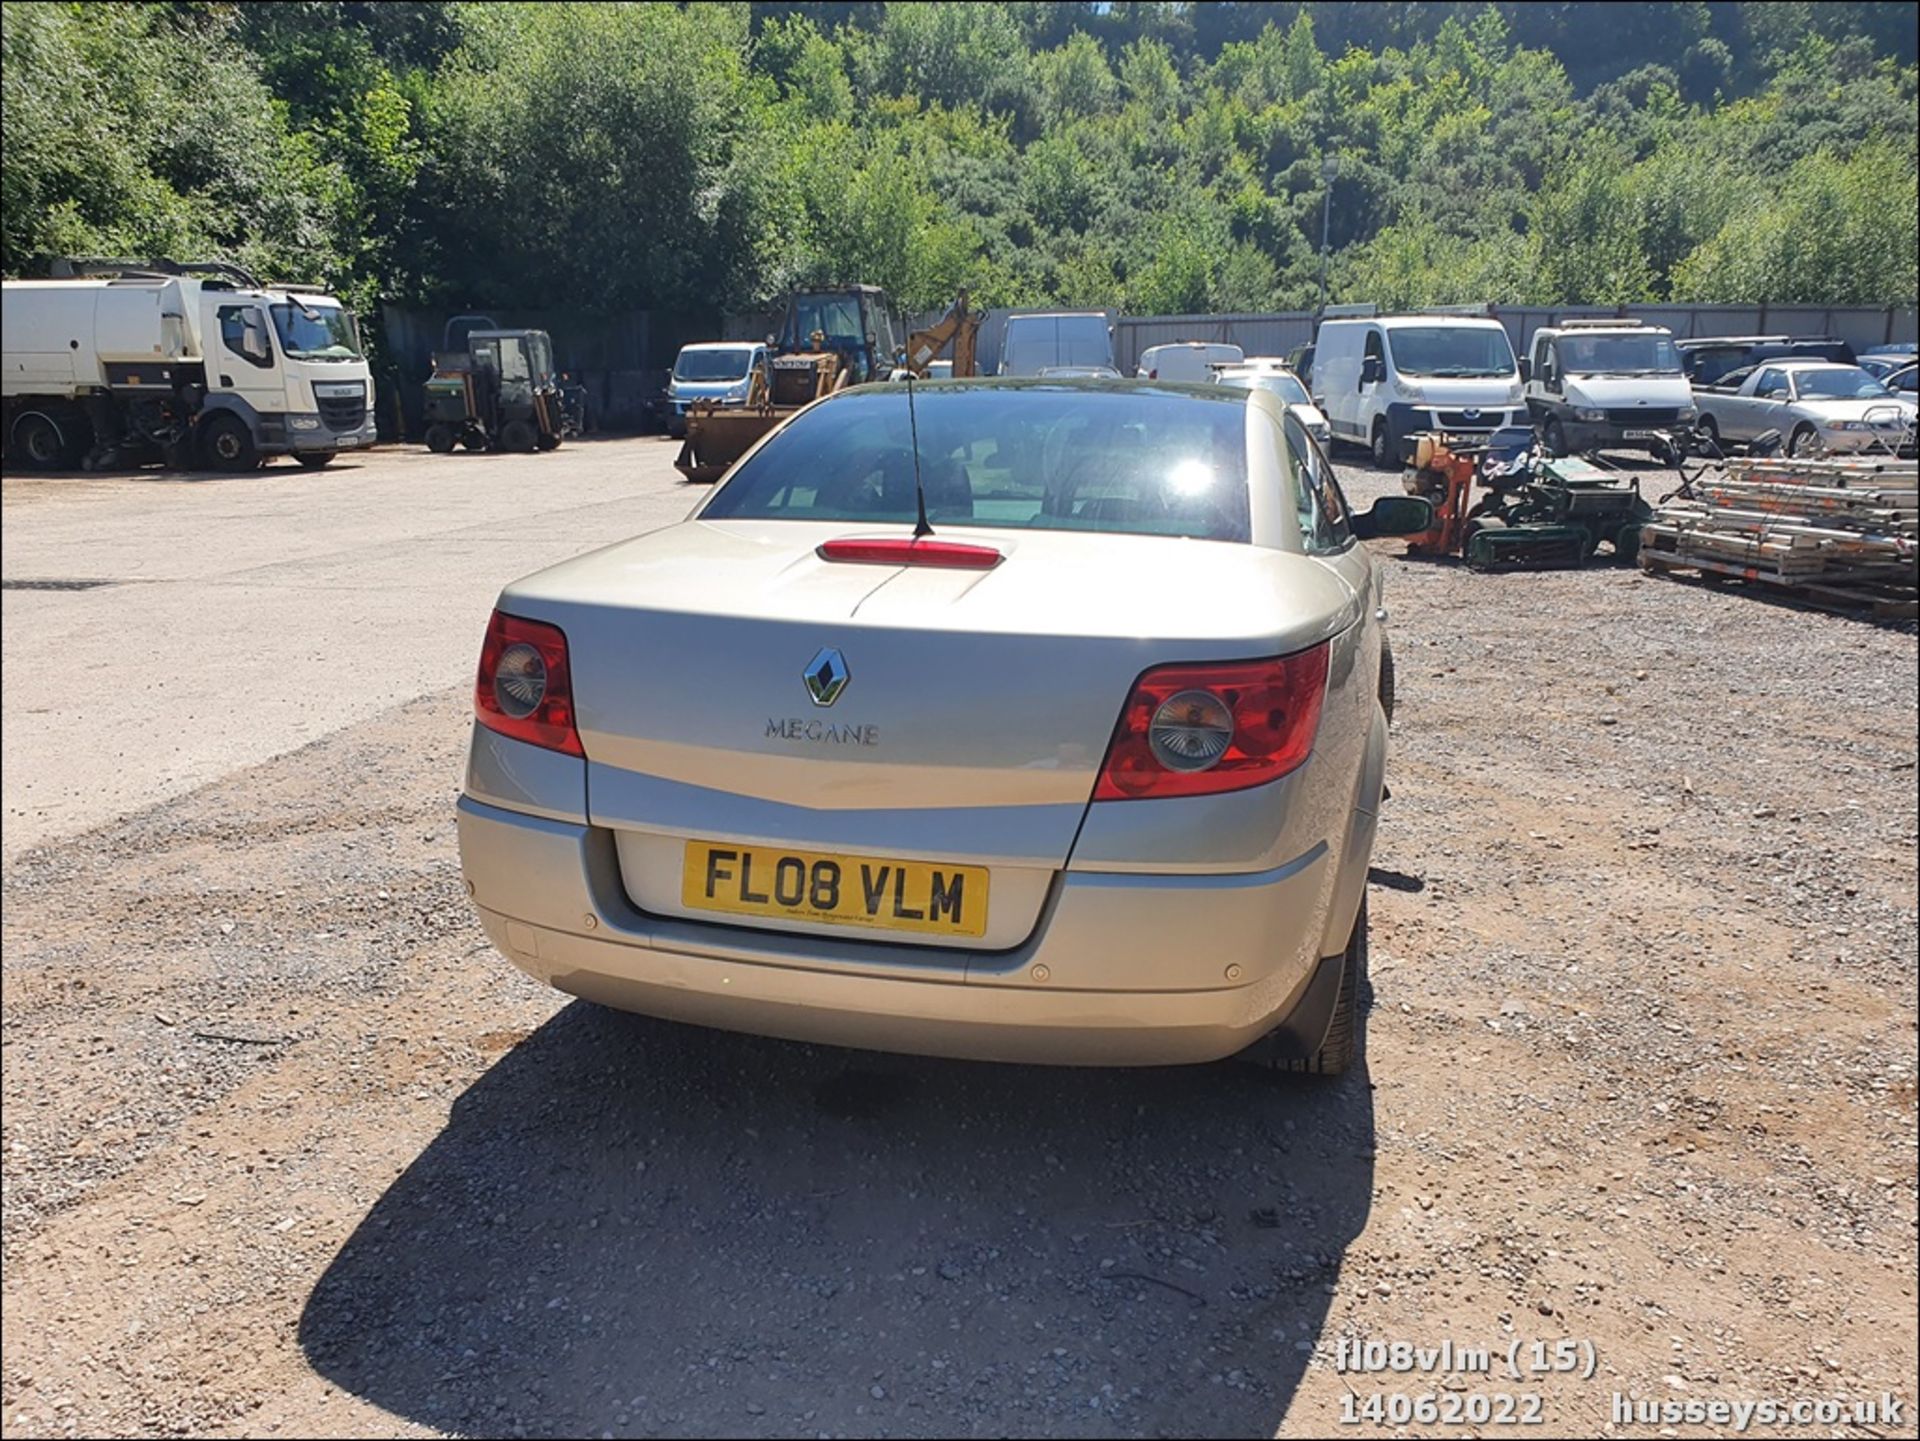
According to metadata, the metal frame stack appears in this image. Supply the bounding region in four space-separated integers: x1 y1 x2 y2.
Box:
1639 456 1918 618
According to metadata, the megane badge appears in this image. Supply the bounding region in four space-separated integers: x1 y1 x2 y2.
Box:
803 647 850 707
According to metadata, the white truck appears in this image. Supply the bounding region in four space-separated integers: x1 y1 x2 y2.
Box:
2 259 377 471
1522 319 1695 457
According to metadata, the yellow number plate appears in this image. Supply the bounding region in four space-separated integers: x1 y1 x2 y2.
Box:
681 841 989 938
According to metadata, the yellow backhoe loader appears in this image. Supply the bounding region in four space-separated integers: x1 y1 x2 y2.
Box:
673 288 981 484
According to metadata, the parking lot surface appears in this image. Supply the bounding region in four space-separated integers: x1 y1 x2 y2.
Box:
2 439 1915 1438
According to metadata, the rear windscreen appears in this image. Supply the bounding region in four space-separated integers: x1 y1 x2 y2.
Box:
701 386 1251 543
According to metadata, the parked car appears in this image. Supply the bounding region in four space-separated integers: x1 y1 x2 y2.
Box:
1136 342 1245 382
1213 361 1331 447
1858 352 1916 382
1692 361 1916 456
997 312 1115 377
1884 363 1917 396
457 379 1434 1072
1676 335 1857 386
1316 313 1528 466
1037 365 1122 378
1523 320 1695 457
665 342 772 438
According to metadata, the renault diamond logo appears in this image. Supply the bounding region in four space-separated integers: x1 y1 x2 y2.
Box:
803 647 850 707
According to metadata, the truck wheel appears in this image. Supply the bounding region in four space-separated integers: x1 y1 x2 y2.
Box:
1543 417 1569 458
1786 424 1817 458
1370 418 1393 469
295 452 335 470
12 412 73 470
199 413 259 473
425 423 456 454
500 419 537 453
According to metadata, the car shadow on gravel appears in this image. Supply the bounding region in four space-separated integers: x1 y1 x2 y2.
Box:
299 1005 1375 1438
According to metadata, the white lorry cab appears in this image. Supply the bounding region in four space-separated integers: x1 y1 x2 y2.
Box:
1136 341 1244 382
996 312 1115 376
1312 310 1527 467
1523 319 1696 457
2 259 377 472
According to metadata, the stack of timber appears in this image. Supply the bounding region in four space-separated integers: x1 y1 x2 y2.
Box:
1640 456 1918 617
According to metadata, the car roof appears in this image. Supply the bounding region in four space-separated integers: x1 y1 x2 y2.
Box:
1763 360 1860 372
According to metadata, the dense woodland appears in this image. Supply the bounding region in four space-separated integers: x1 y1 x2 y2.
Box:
3 1 1917 331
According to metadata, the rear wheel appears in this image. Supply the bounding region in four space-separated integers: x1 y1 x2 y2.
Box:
1543 417 1569 458
199 413 258 473
425 423 457 454
294 452 335 470
12 412 72 470
500 419 537 453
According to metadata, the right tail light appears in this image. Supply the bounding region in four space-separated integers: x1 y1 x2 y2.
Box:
1094 644 1329 801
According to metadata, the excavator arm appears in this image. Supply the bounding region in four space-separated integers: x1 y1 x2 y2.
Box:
904 290 981 377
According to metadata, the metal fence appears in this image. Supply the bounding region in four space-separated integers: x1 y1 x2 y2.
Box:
377 305 720 438
725 303 1915 381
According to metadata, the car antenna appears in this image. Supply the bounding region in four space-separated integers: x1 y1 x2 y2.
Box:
906 370 933 539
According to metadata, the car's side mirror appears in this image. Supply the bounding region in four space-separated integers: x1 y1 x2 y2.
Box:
1352 495 1434 539
1518 358 1531 383
1360 357 1384 386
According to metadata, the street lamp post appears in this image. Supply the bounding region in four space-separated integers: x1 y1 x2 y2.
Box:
1318 154 1338 311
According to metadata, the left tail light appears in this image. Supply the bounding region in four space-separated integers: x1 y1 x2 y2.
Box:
1094 644 1329 801
475 608 583 756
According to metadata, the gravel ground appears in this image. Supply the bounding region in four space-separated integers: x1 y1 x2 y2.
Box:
2 444 1915 1439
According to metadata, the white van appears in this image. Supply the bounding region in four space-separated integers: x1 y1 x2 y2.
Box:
1313 313 1527 466
1136 341 1244 382
1524 320 1696 456
997 312 1115 376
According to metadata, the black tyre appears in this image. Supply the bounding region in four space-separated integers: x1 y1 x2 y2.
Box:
1543 417 1569 458
1786 423 1817 458
1612 522 1644 566
12 411 72 470
425 423 457 454
1289 899 1367 1076
500 419 537 453
199 413 259 473
536 431 561 451
1695 414 1720 452
1379 638 1396 727
295 452 335 470
1370 418 1393 469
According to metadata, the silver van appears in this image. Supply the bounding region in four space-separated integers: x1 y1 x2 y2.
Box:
997 312 1115 376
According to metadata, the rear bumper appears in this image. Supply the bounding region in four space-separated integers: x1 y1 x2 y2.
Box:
457 794 1347 1066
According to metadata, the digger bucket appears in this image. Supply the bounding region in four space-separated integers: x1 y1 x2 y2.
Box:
674 407 782 484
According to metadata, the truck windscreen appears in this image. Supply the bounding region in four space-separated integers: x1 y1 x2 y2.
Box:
271 304 362 361
1386 327 1516 378
1559 333 1680 376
